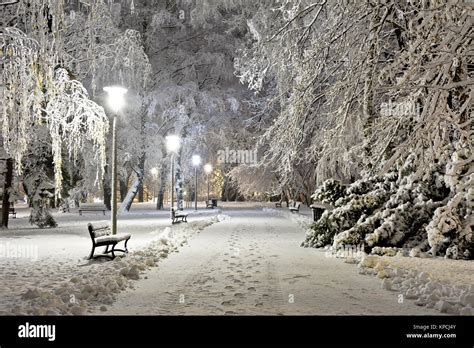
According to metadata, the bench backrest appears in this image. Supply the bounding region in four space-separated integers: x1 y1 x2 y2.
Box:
295 202 301 209
80 204 107 209
87 223 111 239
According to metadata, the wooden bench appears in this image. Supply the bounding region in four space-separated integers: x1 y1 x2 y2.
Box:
79 204 107 216
205 200 214 209
172 209 188 224
310 202 335 221
87 223 130 260
288 200 301 213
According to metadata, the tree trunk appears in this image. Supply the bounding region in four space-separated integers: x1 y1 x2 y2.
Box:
156 165 166 210
138 154 145 203
363 7 385 169
119 177 141 212
103 164 111 210
175 150 184 210
119 177 129 202
119 151 146 212
157 191 164 210
1 158 13 228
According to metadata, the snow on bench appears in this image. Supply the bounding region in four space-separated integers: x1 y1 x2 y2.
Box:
78 203 107 216
205 200 214 209
288 200 302 213
172 209 188 224
87 223 130 260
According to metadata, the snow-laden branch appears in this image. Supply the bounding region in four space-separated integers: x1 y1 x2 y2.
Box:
45 68 109 197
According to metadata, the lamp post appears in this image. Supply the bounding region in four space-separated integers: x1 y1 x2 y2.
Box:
166 135 180 221
204 163 212 202
192 155 201 211
103 86 127 235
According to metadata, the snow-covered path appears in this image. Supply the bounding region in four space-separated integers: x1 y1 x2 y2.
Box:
101 209 438 315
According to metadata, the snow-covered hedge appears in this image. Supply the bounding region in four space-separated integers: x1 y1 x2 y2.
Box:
303 154 473 260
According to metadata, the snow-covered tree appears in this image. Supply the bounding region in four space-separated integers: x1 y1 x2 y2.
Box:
236 0 473 258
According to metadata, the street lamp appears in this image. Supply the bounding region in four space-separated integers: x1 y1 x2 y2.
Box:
103 86 127 235
166 135 181 220
204 163 212 202
192 155 201 211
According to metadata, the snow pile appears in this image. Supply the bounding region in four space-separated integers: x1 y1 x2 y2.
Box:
302 154 473 259
263 207 312 230
356 254 473 316
4 215 229 315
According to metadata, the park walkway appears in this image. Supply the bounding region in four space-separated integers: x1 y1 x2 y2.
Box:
101 209 437 315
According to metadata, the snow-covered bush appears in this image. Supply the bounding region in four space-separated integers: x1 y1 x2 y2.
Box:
29 181 57 229
311 179 346 206
302 174 394 248
303 154 472 259
29 202 57 229
426 142 473 259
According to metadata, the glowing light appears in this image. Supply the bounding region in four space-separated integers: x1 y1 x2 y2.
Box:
103 86 127 113
204 164 212 174
192 155 201 167
165 135 181 153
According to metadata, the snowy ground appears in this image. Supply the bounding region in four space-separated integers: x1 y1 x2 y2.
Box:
96 209 444 315
0 203 472 315
0 203 225 315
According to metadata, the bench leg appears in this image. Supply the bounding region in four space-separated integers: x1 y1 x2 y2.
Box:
89 244 116 260
88 245 96 260
112 242 128 254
